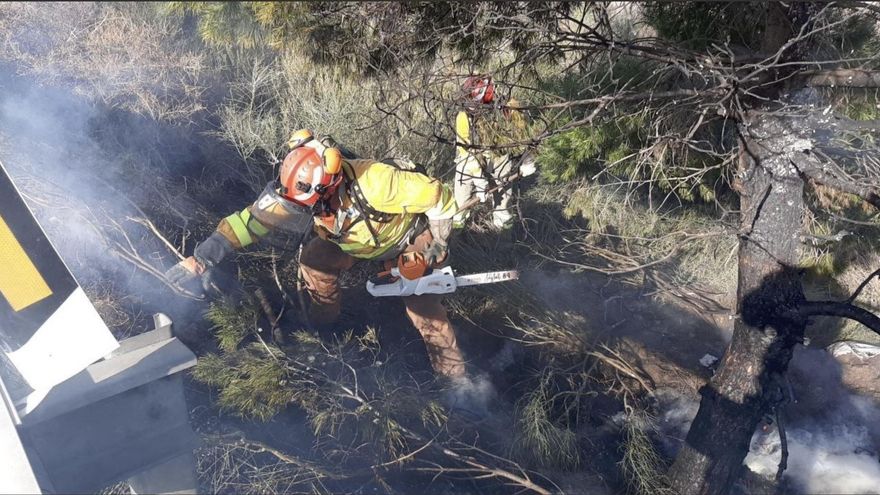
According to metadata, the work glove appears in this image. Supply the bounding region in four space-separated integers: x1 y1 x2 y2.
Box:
165 256 206 286
427 218 452 265
519 152 537 177
165 233 234 296
423 240 449 267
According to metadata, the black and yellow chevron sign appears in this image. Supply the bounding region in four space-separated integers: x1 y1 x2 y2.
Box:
0 160 119 391
0 161 80 353
0 213 53 311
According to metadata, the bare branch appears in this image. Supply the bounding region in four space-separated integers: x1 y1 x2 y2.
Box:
847 267 880 304
799 158 880 210
800 69 880 88
798 301 880 336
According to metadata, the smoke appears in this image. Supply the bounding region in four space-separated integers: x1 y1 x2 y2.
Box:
0 61 231 343
445 373 499 417
1 68 105 258
654 345 880 494
746 422 880 494
745 346 880 494
654 387 701 457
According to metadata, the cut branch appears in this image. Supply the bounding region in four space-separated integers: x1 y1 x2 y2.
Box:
848 267 880 304
797 301 880 336
798 159 880 210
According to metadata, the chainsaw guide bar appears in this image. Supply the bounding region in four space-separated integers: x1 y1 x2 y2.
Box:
366 266 519 297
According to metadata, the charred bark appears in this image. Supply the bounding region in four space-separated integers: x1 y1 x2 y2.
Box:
668 114 810 495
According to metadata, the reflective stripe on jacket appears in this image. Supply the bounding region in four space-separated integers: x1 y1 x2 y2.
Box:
217 206 271 249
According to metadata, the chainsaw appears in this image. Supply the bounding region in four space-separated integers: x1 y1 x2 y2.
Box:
366 252 519 297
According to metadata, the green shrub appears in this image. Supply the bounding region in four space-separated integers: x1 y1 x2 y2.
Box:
206 300 259 353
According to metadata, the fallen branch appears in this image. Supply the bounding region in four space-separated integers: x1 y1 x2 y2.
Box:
205 431 348 481
798 157 880 210
588 344 655 395
276 356 556 495
82 209 205 300
799 68 880 88
128 215 185 261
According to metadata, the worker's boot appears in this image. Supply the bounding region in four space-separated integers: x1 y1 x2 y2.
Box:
491 208 515 231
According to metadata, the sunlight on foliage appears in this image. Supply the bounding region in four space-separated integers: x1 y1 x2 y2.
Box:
206 300 259 353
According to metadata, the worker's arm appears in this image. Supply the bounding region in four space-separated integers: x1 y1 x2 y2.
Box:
165 205 271 286
455 111 472 161
388 167 457 264
199 206 271 265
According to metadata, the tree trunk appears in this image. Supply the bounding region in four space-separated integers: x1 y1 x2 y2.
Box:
667 113 808 495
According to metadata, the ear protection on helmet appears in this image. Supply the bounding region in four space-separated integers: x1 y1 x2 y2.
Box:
322 146 342 175
287 129 314 149
288 129 343 176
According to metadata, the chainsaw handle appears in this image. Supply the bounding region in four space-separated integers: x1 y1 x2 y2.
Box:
370 252 429 289
398 252 429 280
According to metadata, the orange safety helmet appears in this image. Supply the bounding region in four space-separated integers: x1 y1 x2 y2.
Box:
462 75 495 104
278 130 344 206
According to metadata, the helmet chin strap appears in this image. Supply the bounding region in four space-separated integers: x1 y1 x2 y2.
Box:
312 182 342 215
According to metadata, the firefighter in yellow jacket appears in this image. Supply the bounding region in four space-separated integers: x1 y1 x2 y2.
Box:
454 75 536 229
166 130 465 378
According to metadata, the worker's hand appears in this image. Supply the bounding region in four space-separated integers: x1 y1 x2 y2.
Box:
423 241 449 267
519 153 537 177
165 256 206 286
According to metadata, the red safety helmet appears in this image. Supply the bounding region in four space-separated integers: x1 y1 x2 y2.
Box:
278 131 343 206
462 75 495 104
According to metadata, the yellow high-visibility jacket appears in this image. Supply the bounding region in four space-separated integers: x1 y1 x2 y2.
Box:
215 159 457 260
455 99 529 163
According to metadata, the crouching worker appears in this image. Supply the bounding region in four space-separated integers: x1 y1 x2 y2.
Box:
165 130 465 379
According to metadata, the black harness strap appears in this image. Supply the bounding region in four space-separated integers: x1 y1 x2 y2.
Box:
342 163 384 247
339 161 428 250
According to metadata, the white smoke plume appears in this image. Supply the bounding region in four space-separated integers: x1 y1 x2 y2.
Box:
746 421 880 494
446 373 499 417
0 61 233 345
655 345 880 494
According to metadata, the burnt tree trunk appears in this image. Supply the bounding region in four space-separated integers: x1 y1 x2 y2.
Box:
667 113 810 494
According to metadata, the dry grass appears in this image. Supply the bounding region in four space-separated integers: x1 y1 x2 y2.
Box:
618 407 674 495
545 182 737 294
0 3 209 121
215 49 453 186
